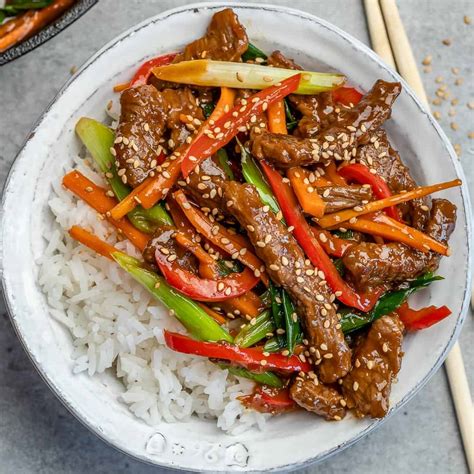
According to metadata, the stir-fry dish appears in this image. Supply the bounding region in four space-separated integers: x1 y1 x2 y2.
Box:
0 0 75 53
63 8 460 421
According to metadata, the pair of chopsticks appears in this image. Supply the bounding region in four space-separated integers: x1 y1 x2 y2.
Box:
363 0 473 471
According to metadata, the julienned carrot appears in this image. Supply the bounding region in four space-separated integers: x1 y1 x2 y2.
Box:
369 213 448 255
312 228 353 257
312 176 332 187
69 226 119 260
113 82 130 92
267 100 287 134
109 87 236 220
62 171 149 251
324 162 348 186
173 190 268 284
287 167 326 218
197 303 227 325
219 291 263 318
317 179 462 228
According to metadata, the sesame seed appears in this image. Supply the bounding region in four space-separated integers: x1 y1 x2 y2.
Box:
269 264 280 271
260 359 268 366
382 343 389 353
263 75 273 82
323 320 330 329
353 381 359 391
320 343 328 351
367 360 375 369
323 353 333 359
167 254 177 262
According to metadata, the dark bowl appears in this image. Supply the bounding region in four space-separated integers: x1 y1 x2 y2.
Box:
0 0 97 66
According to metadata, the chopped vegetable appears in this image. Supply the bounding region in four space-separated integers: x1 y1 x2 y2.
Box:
109 87 235 219
218 363 283 388
218 291 263 319
338 163 401 221
75 117 173 233
261 161 381 312
173 189 267 283
62 171 149 251
396 302 452 331
154 244 259 302
129 53 178 88
180 74 301 177
234 310 273 348
267 100 287 134
239 140 281 215
282 290 300 354
152 60 345 95
240 386 296 413
241 42 267 62
343 214 449 255
68 226 120 260
287 167 326 218
340 273 444 333
317 179 462 228
216 148 235 179
270 284 286 348
68 226 232 342
164 330 310 373
312 228 353 257
324 162 348 186
284 99 298 131
332 86 363 106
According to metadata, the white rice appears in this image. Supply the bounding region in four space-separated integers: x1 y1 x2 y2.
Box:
38 151 268 434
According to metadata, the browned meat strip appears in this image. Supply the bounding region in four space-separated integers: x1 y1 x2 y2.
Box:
290 373 346 420
358 130 429 229
342 199 456 291
160 88 205 150
175 8 248 62
142 226 197 271
319 184 373 213
342 315 404 418
114 85 166 188
115 86 204 188
224 181 351 383
186 155 228 216
250 80 401 168
267 50 336 137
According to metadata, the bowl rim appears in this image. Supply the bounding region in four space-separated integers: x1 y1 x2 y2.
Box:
1 2 472 472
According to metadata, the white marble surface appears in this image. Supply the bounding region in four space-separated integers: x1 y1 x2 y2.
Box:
0 1 472 472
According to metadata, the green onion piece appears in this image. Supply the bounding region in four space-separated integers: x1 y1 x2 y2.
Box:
218 363 283 388
263 337 284 353
216 259 243 276
270 284 286 349
333 258 346 277
340 273 444 334
201 102 215 118
282 290 301 354
239 140 282 216
152 60 346 95
242 43 268 62
333 229 354 240
113 252 233 343
75 117 173 232
216 148 235 180
234 310 274 348
284 99 298 131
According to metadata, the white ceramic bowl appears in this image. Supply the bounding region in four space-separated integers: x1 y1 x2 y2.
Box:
1 2 472 472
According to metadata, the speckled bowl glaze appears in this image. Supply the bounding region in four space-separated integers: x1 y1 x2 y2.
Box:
1 2 472 472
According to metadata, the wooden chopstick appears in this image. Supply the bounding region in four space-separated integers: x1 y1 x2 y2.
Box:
364 1 473 471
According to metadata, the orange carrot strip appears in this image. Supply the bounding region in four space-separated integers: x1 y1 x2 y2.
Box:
324 162 348 186
369 213 448 255
317 179 462 228
62 171 149 251
312 176 332 187
113 82 130 92
197 303 227 325
267 100 287 134
109 87 236 219
173 190 267 283
218 292 263 319
69 226 120 260
287 167 326 218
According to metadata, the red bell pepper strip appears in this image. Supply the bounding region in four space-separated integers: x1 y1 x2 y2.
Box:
332 86 363 106
396 302 452 331
260 161 381 312
130 53 178 88
180 73 302 178
240 386 296 414
338 163 401 221
154 247 259 302
164 330 311 374
312 228 354 257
